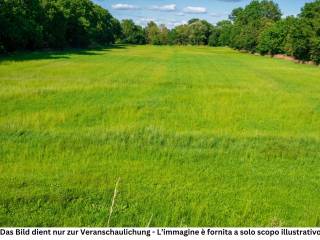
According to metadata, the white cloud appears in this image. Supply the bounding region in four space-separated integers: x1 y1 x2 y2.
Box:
183 6 207 14
150 4 176 11
111 3 139 10
175 12 185 16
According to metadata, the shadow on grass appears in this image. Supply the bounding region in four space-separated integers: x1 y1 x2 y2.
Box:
0 44 128 63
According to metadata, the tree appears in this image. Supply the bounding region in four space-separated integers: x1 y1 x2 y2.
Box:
258 16 295 55
90 4 120 45
1 0 319 65
188 20 212 45
0 0 45 52
285 18 312 61
216 20 233 46
145 21 161 45
167 30 176 45
229 7 243 22
159 24 169 45
120 19 146 44
229 0 282 52
300 0 320 63
188 18 200 25
310 37 320 64
41 0 67 49
300 0 320 27
208 28 220 46
110 18 122 43
254 0 320 64
171 24 189 45
0 0 121 52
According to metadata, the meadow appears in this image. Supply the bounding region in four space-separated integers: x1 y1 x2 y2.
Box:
0 45 319 227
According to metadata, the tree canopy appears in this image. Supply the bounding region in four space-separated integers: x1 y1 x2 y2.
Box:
1 0 319 64
0 0 120 52
120 19 146 44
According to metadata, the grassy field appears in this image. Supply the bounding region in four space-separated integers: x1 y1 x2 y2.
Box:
0 45 320 227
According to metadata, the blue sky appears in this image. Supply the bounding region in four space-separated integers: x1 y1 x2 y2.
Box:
93 0 314 28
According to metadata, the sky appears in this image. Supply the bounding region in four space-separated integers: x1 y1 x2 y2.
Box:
93 0 315 28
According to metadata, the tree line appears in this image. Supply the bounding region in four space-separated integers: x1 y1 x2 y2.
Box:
1 0 319 64
0 0 121 52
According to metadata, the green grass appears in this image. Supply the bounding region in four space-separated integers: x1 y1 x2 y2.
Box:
0 45 320 227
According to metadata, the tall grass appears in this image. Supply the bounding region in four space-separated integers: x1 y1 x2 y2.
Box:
0 45 319 226
107 178 120 227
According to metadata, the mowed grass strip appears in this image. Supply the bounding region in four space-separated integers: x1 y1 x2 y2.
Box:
0 45 319 227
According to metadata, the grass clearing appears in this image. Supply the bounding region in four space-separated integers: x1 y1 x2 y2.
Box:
0 45 320 227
